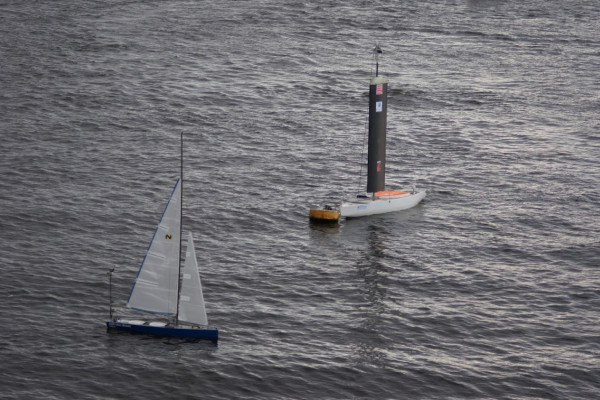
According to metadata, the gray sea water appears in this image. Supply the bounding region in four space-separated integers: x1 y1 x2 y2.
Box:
1 0 599 398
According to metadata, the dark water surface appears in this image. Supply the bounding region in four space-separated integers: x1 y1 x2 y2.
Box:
1 0 598 398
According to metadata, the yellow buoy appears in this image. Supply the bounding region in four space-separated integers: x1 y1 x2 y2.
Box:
309 207 340 221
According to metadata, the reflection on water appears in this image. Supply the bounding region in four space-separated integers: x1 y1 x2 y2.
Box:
308 219 340 234
352 224 392 366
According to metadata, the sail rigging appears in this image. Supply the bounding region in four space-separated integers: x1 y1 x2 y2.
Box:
107 133 217 341
178 232 208 326
126 179 182 315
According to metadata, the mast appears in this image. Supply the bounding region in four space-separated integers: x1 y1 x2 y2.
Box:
366 45 387 194
175 132 184 324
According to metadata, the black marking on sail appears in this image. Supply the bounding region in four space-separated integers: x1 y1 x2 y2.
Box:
367 80 387 193
165 233 172 240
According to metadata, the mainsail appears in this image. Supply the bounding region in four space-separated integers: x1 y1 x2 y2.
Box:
127 179 182 315
178 232 208 326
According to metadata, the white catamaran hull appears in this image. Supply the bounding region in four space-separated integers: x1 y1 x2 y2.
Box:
340 190 425 218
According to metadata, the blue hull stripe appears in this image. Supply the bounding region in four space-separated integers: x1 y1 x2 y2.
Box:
107 321 218 341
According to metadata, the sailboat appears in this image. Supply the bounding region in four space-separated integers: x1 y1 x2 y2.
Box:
107 135 218 342
309 46 425 221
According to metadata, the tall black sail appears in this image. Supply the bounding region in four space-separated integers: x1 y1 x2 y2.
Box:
366 75 388 194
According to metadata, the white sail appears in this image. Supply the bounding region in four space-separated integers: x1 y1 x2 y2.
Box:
127 179 181 315
178 232 208 326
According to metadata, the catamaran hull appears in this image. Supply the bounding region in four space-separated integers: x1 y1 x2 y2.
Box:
340 190 425 218
107 321 218 342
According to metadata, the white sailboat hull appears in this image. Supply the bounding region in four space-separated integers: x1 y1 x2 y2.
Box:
339 190 425 218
